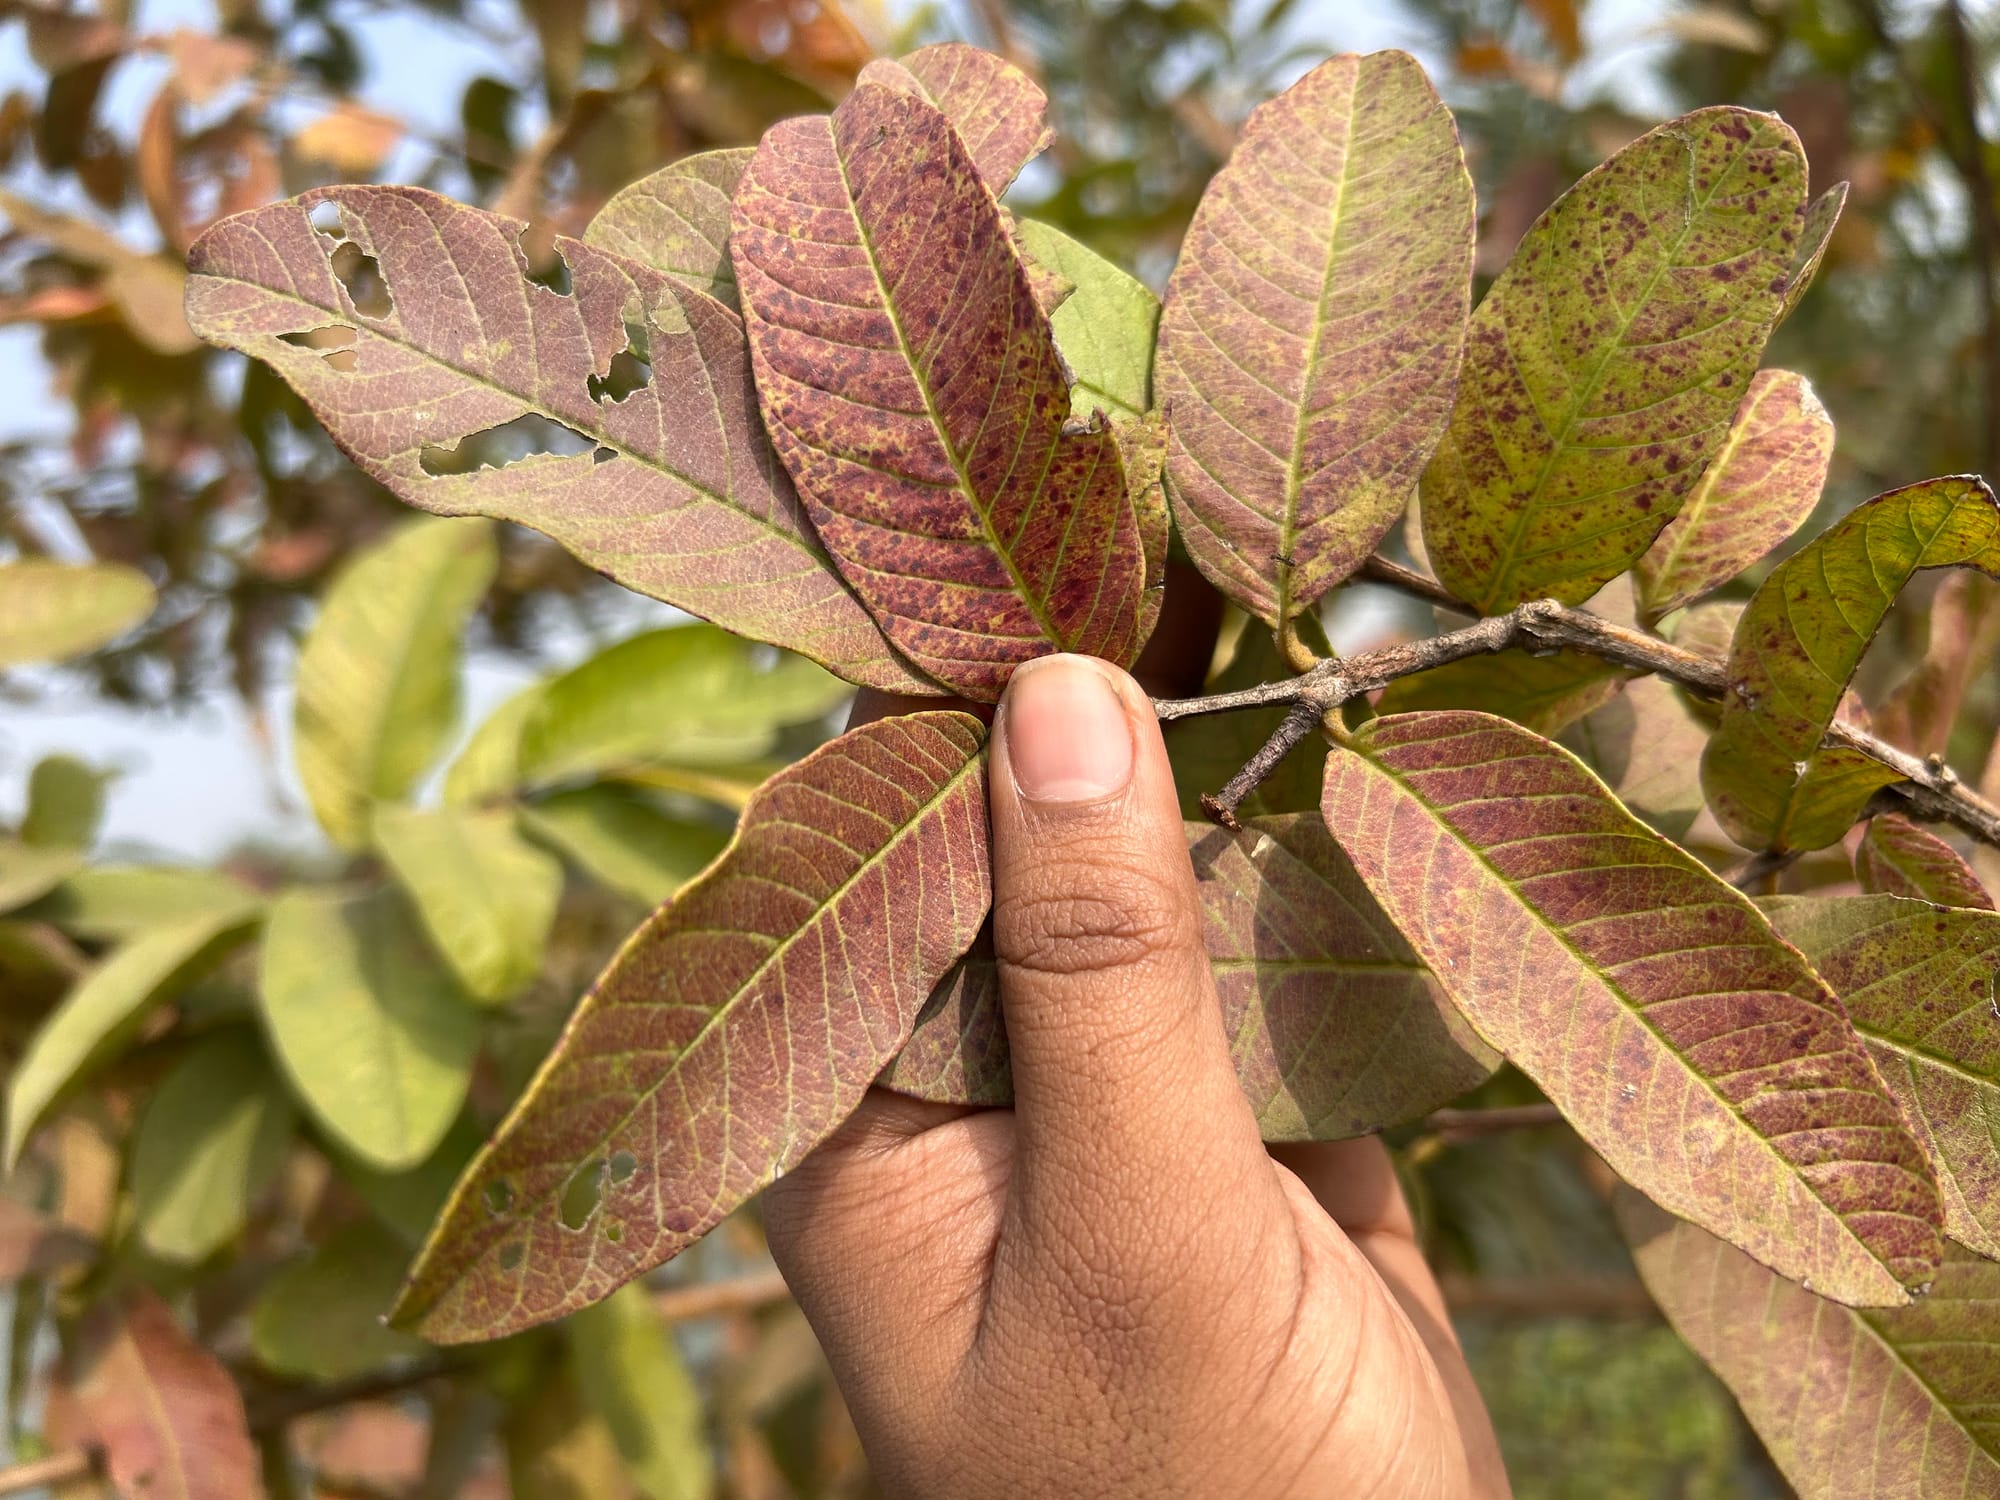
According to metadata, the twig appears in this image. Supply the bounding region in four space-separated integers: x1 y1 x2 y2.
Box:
654 1267 790 1322
1725 847 1803 892
0 1450 92 1496
1199 700 1322 830
1422 1103 1567 1139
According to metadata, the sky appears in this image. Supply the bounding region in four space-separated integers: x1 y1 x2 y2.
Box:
0 0 1689 862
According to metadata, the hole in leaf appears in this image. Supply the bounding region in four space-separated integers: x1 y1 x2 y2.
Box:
498 1241 525 1271
604 1220 624 1244
559 1158 606 1231
329 240 393 319
420 413 597 476
482 1179 513 1217
592 447 616 464
517 219 573 295
608 1150 637 1184
277 324 358 372
587 317 652 404
308 200 345 239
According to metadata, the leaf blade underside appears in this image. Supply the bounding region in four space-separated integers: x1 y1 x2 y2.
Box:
393 713 992 1342
1319 710 1943 1306
1855 816 1994 910
1154 50 1475 627
855 42 1053 197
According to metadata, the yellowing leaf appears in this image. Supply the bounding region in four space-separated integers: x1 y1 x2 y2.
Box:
569 1284 712 1500
0 558 155 668
1016 219 1159 422
0 841 83 914
443 682 542 808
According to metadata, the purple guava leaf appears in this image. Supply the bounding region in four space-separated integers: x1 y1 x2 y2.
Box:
391 713 991 1343
1855 816 1994 910
856 42 1053 197
582 148 749 307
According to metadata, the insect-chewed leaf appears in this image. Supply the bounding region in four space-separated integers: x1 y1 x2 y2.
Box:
856 42 1052 196
583 148 749 307
1624 1196 2000 1500
393 714 991 1342
1780 181 1847 323
1154 51 1474 628
1856 816 1994 910
879 816 1498 1136
1422 109 1807 616
0 558 155 669
1016 219 1159 422
732 86 1159 701
1633 369 1833 619
1320 711 1943 1305
183 186 928 695
1763 895 2000 1257
1703 476 2000 852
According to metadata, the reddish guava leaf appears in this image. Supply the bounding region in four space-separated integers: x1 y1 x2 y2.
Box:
393 713 991 1342
1624 1196 2000 1500
183 186 931 694
68 1288 259 1500
1320 711 1943 1306
1154 51 1474 627
583 148 748 307
1856 817 1994 910
1874 569 2000 758
732 85 1160 701
1421 108 1807 616
1702 476 2000 852
880 816 1498 1134
1632 369 1834 620
857 43 1052 197
1764 894 2000 1257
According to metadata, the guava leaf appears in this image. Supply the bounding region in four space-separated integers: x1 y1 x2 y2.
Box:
1624 1196 2000 1500
393 713 991 1342
583 148 749 307
1155 51 1474 627
292 515 496 850
732 85 1159 700
444 683 542 808
1017 219 1159 421
251 1219 425 1381
1632 369 1834 619
568 1283 711 1500
0 841 83 913
183 186 928 694
0 558 155 668
1875 569 2000 759
880 816 1499 1136
1702 476 2000 852
258 888 480 1171
519 788 729 908
1375 649 1626 735
1856 816 1993 910
1763 894 2000 1257
1558 675 1708 840
21 754 107 849
1780 181 1847 323
1319 711 1943 1306
1421 108 1807 616
857 42 1052 196
26 866 265 940
372 805 565 1004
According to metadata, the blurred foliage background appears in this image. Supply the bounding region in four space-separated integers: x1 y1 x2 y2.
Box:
0 0 1996 1495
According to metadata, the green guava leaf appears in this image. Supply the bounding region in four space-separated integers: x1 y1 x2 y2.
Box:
732 85 1160 700
25 866 265 940
444 683 543 808
1780 181 1848 323
568 1283 712 1500
1855 816 1993 910
1624 1196 2000 1500
372 805 565 1004
1421 108 1807 616
1375 649 1626 736
292 515 496 850
21 754 107 849
183 186 928 695
519 788 728 907
250 1218 426 1381
258 888 480 1171
1763 894 2000 1257
1632 369 1834 620
1319 711 1943 1306
1154 51 1474 627
880 815 1499 1135
856 42 1052 196
0 558 155 668
0 841 84 913
393 713 991 1342
1016 219 1159 422
584 148 749 307
1702 475 2000 852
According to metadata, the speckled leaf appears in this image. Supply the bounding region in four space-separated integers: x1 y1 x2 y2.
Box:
584 148 749 307
1703 476 2000 852
1016 219 1159 422
1856 817 1993 910
1155 51 1474 627
1780 181 1848 322
1558 675 1709 841
856 42 1052 196
1624 1198 2000 1500
1422 109 1807 615
1633 369 1834 619
184 186 927 694
880 816 1499 1135
1320 711 1943 1306
1764 895 2000 1257
393 714 991 1342
0 558 155 669
732 85 1158 700
1375 649 1626 735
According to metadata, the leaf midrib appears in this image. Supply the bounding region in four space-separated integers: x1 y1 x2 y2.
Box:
1851 1298 2000 1477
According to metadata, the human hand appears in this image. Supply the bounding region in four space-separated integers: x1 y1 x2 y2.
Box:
763 653 1510 1499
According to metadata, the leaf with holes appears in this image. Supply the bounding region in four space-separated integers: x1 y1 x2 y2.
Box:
1624 1197 2000 1500
1017 219 1159 422
584 148 749 307
1763 895 2000 1258
1154 51 1474 627
1632 369 1834 620
880 815 1498 1135
856 42 1052 196
1421 109 1807 616
392 713 991 1341
1702 476 2000 852
183 186 930 694
0 558 155 668
732 85 1159 700
1856 817 1993 910
1319 711 1943 1305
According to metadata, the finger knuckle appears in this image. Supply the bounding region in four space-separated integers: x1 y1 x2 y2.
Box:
995 865 1188 979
